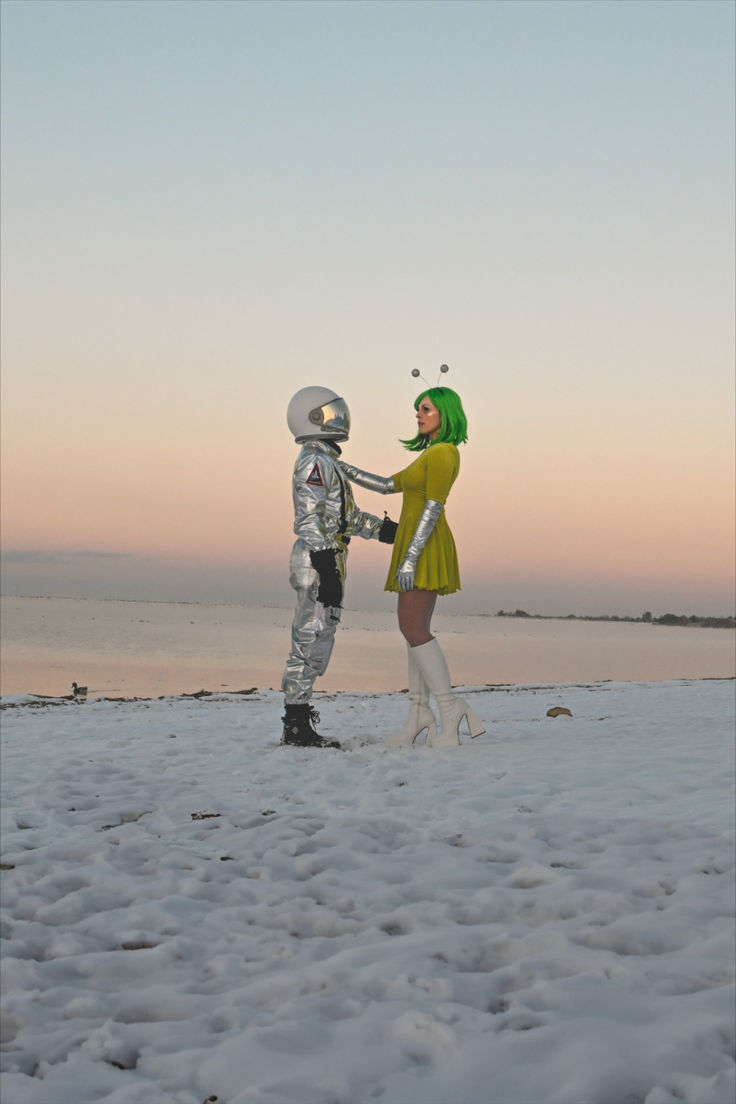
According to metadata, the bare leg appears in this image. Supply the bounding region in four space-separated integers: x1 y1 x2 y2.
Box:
397 590 438 647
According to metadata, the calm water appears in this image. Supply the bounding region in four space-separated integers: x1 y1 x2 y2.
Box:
1 596 734 699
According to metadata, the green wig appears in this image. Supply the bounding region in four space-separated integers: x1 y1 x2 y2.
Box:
401 386 468 451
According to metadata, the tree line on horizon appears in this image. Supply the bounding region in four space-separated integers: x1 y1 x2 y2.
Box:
495 610 735 629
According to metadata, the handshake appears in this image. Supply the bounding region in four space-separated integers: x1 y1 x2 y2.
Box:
310 514 397 609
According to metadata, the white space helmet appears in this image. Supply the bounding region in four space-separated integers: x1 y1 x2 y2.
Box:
286 386 351 443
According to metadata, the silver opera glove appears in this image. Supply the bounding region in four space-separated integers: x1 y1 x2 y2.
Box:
338 461 396 495
396 499 442 591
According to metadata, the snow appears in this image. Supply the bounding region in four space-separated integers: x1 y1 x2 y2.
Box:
1 679 734 1104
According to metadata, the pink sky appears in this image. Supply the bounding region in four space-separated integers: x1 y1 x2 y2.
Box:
2 0 734 616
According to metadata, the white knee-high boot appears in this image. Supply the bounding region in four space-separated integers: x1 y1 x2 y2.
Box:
411 638 485 748
385 643 438 748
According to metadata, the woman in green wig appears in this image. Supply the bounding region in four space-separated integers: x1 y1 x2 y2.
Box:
339 383 485 750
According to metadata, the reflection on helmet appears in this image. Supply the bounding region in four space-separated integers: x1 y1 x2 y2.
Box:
308 398 350 437
287 386 351 442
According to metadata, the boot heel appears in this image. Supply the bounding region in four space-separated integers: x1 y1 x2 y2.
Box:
385 708 437 749
464 707 486 738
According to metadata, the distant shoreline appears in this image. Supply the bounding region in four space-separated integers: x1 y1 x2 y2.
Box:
1 593 735 628
495 609 736 629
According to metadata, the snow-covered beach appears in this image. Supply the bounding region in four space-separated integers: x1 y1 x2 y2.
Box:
1 678 734 1104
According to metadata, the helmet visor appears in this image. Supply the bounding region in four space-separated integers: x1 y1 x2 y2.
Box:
308 397 350 437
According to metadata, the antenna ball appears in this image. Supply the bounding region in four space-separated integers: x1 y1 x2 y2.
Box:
411 368 421 377
439 363 449 374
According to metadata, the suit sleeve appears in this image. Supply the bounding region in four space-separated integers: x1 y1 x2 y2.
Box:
292 455 344 551
348 507 386 541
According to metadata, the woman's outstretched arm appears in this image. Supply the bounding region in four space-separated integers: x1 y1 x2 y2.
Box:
338 461 396 495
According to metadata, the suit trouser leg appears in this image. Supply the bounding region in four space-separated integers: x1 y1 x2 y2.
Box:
282 582 342 705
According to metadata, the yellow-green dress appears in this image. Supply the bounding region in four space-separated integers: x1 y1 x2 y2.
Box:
385 442 461 595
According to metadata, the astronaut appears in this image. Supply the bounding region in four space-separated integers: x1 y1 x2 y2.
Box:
282 386 397 748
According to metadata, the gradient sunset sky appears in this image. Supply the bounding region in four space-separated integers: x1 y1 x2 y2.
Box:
1 0 734 616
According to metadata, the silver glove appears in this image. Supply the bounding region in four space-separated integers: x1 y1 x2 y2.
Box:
396 500 443 591
338 461 395 495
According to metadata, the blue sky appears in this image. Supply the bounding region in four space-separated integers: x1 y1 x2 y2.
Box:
1 0 734 614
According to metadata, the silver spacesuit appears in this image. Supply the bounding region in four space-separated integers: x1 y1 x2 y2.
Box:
281 387 395 746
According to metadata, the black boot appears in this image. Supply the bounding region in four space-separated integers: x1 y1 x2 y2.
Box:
281 704 341 749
